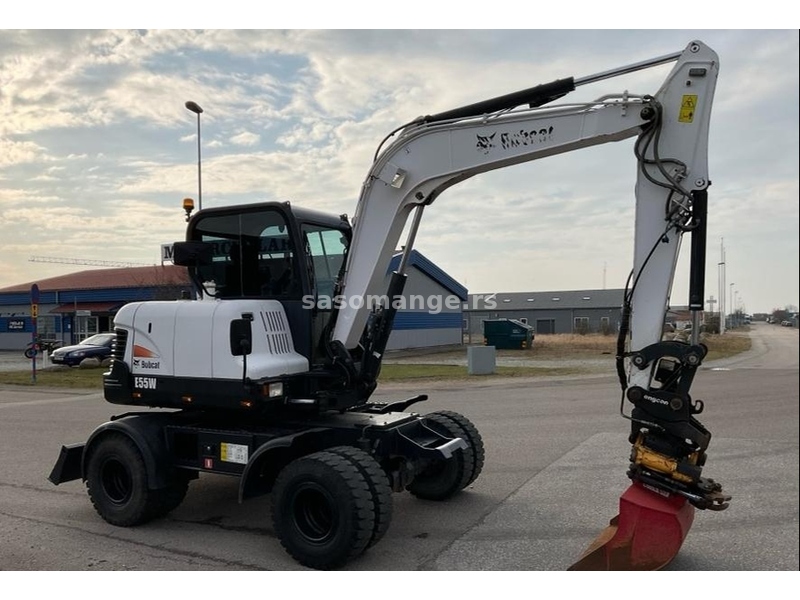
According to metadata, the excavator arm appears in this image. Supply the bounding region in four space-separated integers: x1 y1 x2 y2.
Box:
326 40 729 569
332 42 714 353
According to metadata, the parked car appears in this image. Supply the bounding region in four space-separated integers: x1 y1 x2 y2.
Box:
49 333 115 367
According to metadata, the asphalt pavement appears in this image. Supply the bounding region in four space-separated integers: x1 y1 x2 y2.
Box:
0 322 796 572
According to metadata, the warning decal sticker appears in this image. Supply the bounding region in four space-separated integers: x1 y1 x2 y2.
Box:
220 442 249 465
679 94 698 123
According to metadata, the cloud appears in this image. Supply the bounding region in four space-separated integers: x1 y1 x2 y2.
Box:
0 138 48 167
229 131 261 146
0 29 797 313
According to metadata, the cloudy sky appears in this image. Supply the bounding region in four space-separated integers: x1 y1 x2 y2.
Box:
1 26 797 314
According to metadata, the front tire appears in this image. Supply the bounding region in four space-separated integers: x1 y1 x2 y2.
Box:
272 450 376 569
435 410 485 486
407 410 485 500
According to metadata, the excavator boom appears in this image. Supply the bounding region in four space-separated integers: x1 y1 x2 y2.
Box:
328 40 729 569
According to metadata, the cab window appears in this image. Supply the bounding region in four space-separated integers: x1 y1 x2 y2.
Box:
303 225 348 302
193 209 298 298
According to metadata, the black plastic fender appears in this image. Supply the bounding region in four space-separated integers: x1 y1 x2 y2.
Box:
48 443 85 485
239 427 332 502
82 413 180 490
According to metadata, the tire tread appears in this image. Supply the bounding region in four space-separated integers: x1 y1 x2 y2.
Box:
272 450 376 569
327 445 393 548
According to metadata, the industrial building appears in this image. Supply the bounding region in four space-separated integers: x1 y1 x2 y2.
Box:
464 289 626 338
0 250 467 352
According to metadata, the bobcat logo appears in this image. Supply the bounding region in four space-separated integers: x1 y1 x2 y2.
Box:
501 126 554 149
476 126 555 156
476 133 496 155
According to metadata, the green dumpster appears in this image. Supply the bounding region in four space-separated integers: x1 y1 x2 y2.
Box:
483 319 535 349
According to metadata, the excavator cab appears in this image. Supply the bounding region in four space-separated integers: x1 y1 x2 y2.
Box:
174 201 351 367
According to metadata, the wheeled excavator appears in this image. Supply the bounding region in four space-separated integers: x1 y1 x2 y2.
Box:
49 40 730 570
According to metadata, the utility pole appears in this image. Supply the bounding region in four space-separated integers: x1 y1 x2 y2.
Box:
718 238 726 334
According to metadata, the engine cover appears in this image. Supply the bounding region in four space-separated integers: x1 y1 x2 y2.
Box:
114 299 309 381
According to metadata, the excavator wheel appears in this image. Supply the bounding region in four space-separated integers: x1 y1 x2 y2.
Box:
326 446 393 549
85 432 188 526
434 410 485 486
407 410 484 500
568 482 694 570
271 450 376 570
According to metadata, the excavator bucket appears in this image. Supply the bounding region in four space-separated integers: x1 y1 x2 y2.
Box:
568 482 694 570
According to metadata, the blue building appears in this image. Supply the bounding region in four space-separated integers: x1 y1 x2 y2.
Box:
0 251 468 352
0 266 192 350
385 250 468 350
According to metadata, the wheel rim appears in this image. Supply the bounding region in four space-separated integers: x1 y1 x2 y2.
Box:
100 457 132 505
290 483 337 544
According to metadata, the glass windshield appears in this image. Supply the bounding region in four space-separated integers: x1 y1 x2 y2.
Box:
192 209 297 298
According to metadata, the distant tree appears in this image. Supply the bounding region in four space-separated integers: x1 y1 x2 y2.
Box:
771 308 791 324
704 313 720 334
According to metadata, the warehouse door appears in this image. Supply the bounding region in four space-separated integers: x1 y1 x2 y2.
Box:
536 319 555 334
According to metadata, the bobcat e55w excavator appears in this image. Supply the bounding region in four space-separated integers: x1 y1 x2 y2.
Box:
49 40 730 570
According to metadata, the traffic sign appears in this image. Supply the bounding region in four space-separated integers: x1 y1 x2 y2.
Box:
30 284 40 384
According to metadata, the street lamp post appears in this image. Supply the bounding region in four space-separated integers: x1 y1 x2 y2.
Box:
729 283 735 328
185 101 203 211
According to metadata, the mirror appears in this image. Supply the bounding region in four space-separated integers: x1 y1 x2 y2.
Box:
229 317 253 356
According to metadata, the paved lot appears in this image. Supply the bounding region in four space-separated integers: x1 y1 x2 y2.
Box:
0 323 796 571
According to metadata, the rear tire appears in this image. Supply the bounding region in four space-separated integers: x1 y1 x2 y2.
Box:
149 474 191 518
327 446 393 548
272 450 376 569
407 410 484 500
85 433 189 526
85 433 153 526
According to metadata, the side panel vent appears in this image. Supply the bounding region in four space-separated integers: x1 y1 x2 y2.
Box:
112 328 128 361
260 310 292 355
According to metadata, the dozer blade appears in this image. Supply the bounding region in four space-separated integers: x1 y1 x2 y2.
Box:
568 482 694 570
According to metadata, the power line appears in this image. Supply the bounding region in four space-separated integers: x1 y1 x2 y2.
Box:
29 256 150 268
